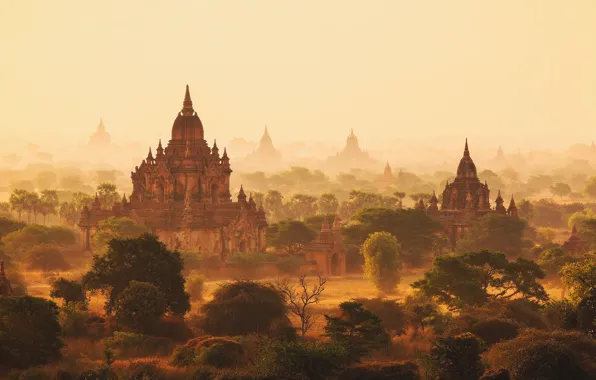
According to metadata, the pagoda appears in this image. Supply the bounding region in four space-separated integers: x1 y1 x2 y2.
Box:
80 86 268 256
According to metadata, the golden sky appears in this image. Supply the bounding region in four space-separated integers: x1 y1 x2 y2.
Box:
1 1 595 153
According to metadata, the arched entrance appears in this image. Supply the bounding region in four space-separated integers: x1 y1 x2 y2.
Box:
239 240 247 253
330 253 340 276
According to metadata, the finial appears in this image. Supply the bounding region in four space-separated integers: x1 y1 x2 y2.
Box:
222 147 229 159
158 139 163 149
464 138 469 157
350 128 354 136
213 140 218 150
122 193 127 204
182 85 194 115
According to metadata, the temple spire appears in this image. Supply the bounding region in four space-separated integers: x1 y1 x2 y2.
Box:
222 147 229 159
182 85 194 115
464 138 470 157
321 217 330 232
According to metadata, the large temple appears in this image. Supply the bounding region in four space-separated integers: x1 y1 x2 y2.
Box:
242 126 285 171
79 86 268 255
326 129 379 172
88 118 112 150
416 139 517 246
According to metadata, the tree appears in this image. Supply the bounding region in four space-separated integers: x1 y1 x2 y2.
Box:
92 216 149 254
403 291 447 334
2 224 51 258
584 176 596 199
455 213 527 257
537 247 576 278
0 296 64 369
424 333 485 380
0 217 26 241
114 281 167 334
276 275 327 336
200 280 288 336
39 189 59 224
25 243 71 272
550 182 572 200
518 199 534 222
305 214 338 232
9 189 29 221
361 232 402 293
267 220 317 254
318 193 339 215
97 182 119 210
561 257 596 302
287 194 319 220
412 250 548 310
264 190 285 222
50 277 87 306
393 191 406 208
354 298 407 338
342 207 442 267
24 190 40 223
83 233 190 315
409 192 432 203
324 301 389 363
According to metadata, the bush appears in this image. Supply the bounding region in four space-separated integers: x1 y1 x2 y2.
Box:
228 251 275 269
423 333 485 380
114 281 166 334
76 368 117 380
25 244 70 272
200 280 287 336
122 361 164 380
105 331 174 358
275 254 306 274
337 362 420 380
0 296 64 369
190 367 215 380
171 336 244 368
469 318 519 346
355 297 407 337
256 339 349 380
186 272 205 302
486 329 596 378
50 278 87 306
60 302 90 337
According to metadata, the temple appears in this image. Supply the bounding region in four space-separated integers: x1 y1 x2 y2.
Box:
420 139 517 246
562 224 587 254
79 86 268 255
304 216 347 276
0 261 13 297
88 118 112 150
243 126 284 170
326 129 379 171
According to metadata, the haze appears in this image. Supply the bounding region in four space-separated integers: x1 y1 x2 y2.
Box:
1 0 595 156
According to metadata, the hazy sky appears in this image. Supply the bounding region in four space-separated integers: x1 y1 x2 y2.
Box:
1 1 595 154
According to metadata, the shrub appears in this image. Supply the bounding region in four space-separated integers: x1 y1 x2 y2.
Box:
114 281 166 334
486 329 596 378
171 336 244 368
50 278 87 306
423 333 485 380
60 302 90 337
200 280 286 336
337 362 420 380
0 296 64 369
275 254 306 274
122 361 164 380
105 331 174 358
190 367 215 380
355 297 407 337
469 318 519 346
186 272 205 302
25 244 70 272
256 339 349 380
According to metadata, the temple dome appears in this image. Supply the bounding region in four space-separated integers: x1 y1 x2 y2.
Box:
171 85 204 142
456 139 477 178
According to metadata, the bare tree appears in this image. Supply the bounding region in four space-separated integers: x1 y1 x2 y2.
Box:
276 275 327 336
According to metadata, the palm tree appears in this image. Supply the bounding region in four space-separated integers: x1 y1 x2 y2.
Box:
9 189 28 222
24 191 40 224
39 189 59 225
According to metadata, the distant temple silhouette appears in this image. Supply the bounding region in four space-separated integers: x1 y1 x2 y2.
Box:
326 129 379 171
244 126 283 168
88 118 112 150
79 86 268 255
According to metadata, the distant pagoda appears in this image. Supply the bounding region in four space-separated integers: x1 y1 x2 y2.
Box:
88 118 112 150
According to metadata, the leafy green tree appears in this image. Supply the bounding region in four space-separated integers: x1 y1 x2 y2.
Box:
264 189 285 222
318 193 339 215
0 217 25 241
424 333 485 380
39 189 59 224
92 216 148 254
9 189 28 221
355 298 407 338
537 247 576 278
2 224 51 258
412 250 548 310
97 182 119 210
25 243 70 272
550 182 572 200
50 277 87 306
403 291 447 334
518 199 534 222
456 213 527 256
0 296 64 369
267 220 317 254
288 194 319 220
83 233 190 315
361 232 402 293
200 280 288 336
338 191 398 219
304 214 337 232
561 257 596 302
24 190 41 224
576 292 596 336
342 207 442 267
584 176 596 199
324 301 389 363
114 281 167 334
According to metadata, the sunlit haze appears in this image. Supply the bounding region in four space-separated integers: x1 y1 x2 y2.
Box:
1 1 595 156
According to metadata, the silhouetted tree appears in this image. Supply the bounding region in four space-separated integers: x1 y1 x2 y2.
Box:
456 214 527 256
114 281 167 334
267 220 317 254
